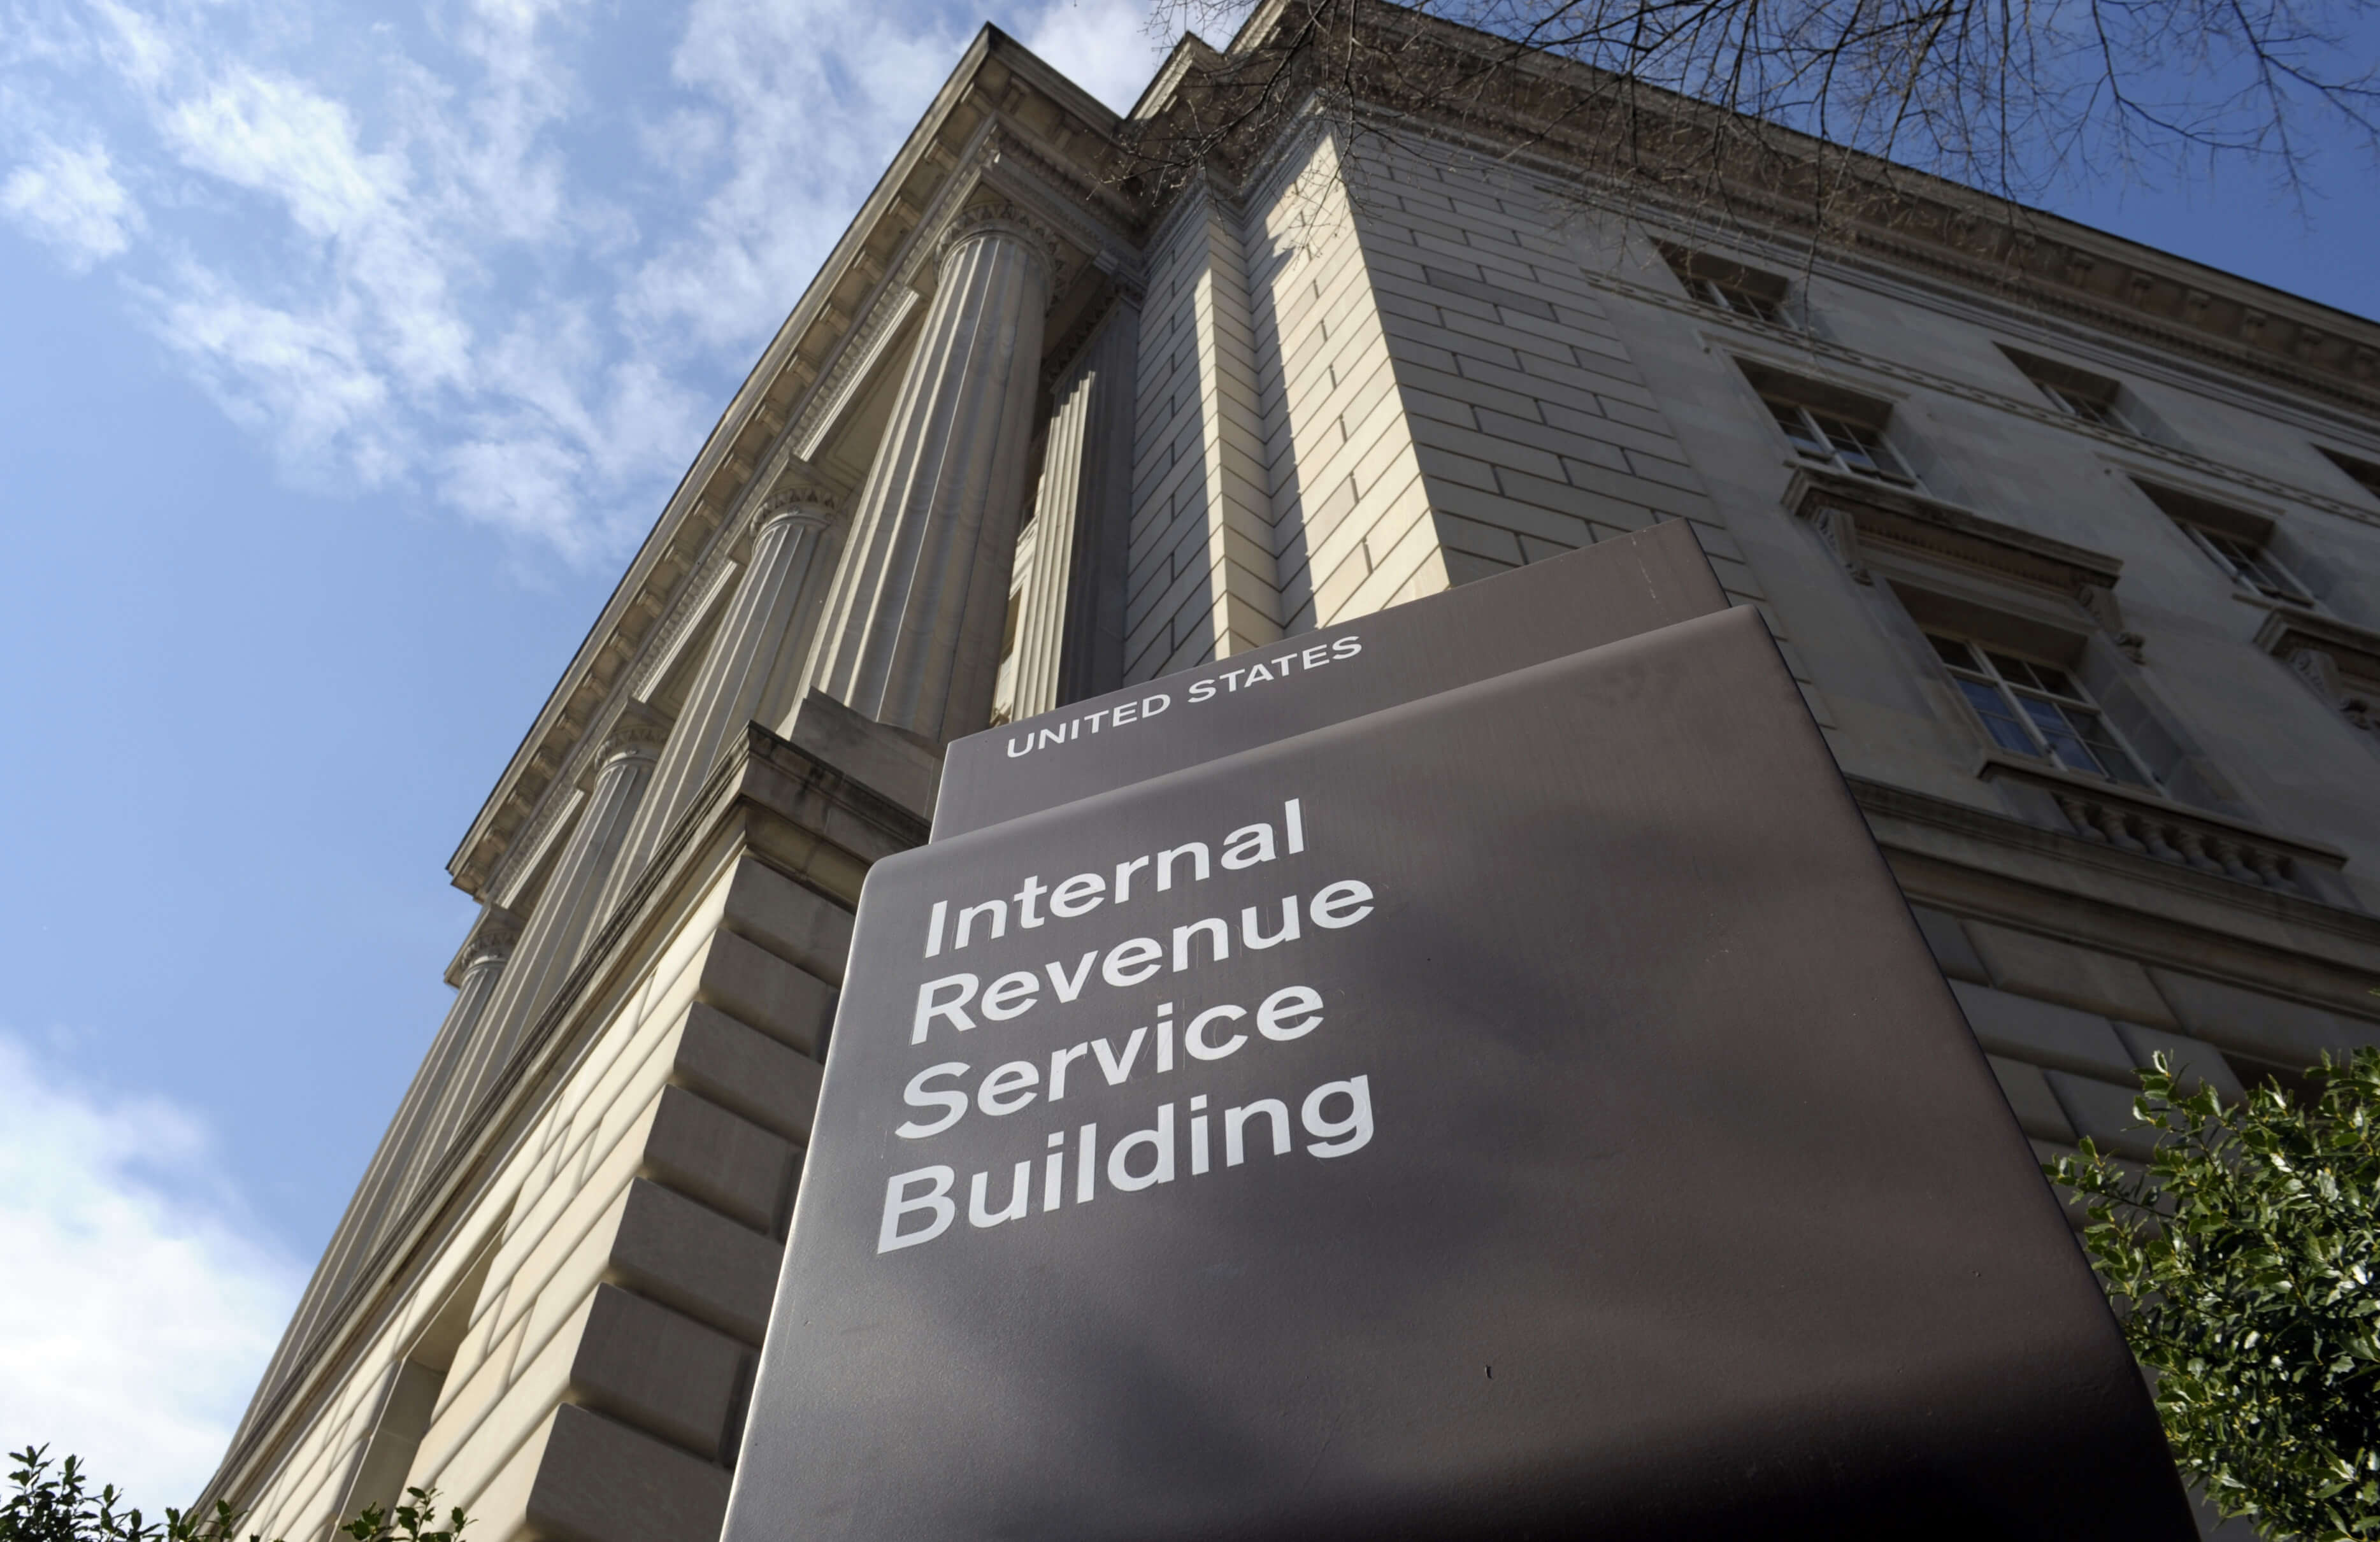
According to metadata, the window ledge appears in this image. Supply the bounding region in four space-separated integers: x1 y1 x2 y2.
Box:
1788 468 2144 659
1977 752 2349 900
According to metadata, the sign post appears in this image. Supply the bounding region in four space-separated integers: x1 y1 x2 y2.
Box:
720 530 2195 1539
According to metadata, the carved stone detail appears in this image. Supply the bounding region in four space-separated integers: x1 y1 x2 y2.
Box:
2257 608 2380 741
1993 764 2344 899
1793 473 2144 659
936 197 1062 276
464 918 520 968
598 704 671 760
756 457 844 524
2074 583 2146 662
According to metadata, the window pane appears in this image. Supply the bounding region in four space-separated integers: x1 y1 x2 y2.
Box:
2018 693 2108 776
1983 652 2039 689
2236 550 2311 604
2028 663 2082 699
1958 678 2039 755
1767 399 1828 457
2065 706 2153 786
1928 634 1981 671
1727 287 1782 323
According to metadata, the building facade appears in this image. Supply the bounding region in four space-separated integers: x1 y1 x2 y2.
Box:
200 4 2380 1538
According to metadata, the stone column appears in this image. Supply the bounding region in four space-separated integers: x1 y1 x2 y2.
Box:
454 714 665 1120
384 925 518 1219
1008 300 1140 717
268 921 515 1381
806 201 1056 743
596 483 842 928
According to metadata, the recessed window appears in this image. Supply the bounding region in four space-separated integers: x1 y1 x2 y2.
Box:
2002 348 2132 432
1926 632 2154 786
2137 482 2316 608
2180 524 2316 606
2318 446 2380 504
1762 392 1916 485
1662 246 1788 324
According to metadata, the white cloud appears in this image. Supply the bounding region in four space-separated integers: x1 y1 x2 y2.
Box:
621 0 968 350
1 138 140 269
1019 0 1171 115
0 0 1183 568
0 1033 301 1509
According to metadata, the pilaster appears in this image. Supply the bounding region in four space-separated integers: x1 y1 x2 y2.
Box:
452 710 666 1129
804 201 1057 743
1008 300 1142 717
598 474 844 932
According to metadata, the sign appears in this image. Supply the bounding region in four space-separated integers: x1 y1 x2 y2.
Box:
720 586 2194 1538
931 519 1727 838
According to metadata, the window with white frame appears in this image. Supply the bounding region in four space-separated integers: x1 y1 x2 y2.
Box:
1926 632 2155 787
1661 246 1789 324
1761 390 1918 486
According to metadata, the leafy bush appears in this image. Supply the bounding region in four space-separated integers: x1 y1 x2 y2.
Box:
0 1448 464 1542
2049 1048 2380 1541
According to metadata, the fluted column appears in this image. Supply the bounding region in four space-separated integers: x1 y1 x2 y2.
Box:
806 201 1057 743
385 925 518 1218
596 484 841 929
455 715 664 1116
262 920 515 1389
1010 300 1140 717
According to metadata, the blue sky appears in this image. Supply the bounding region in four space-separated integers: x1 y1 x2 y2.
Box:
0 0 2369 1504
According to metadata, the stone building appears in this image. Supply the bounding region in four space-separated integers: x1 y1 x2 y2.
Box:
199 1 2380 1536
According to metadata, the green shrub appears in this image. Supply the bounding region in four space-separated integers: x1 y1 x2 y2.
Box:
2049 1048 2380 1540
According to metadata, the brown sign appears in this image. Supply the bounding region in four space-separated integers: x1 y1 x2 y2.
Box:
722 589 2191 1539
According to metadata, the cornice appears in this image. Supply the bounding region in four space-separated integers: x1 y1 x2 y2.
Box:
1151 0 2379 411
448 28 1149 902
621 539 741 704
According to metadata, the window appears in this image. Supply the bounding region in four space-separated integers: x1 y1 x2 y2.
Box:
2318 446 2380 504
2180 524 2316 606
1926 632 2154 786
1661 245 1789 324
2002 348 2132 432
2138 482 2316 608
1763 393 1917 485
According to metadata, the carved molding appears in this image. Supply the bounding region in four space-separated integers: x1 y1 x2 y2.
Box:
757 455 845 523
937 197 1063 276
1789 468 2144 659
1977 753 2349 903
2256 608 2380 738
464 919 519 968
598 705 671 761
625 541 740 703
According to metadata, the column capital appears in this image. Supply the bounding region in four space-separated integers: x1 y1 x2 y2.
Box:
596 703 670 765
936 199 1060 277
755 458 843 529
464 918 519 969
446 908 523 985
